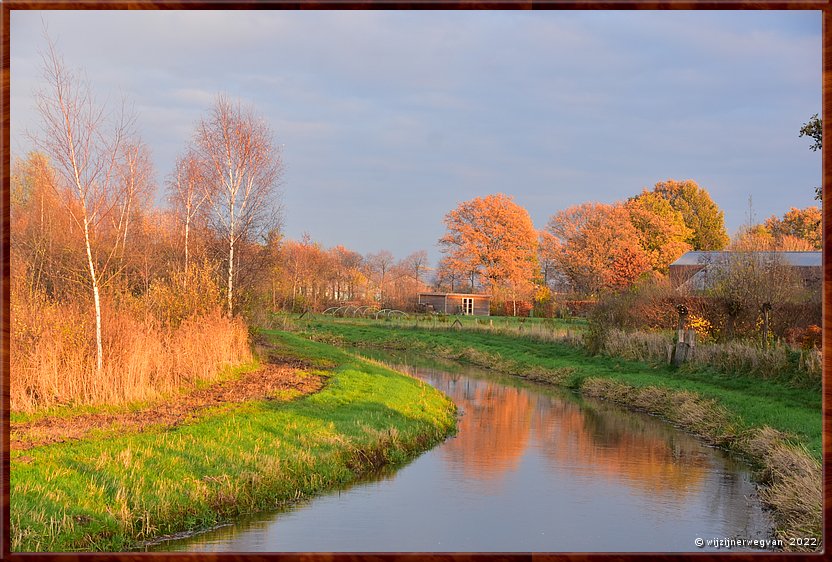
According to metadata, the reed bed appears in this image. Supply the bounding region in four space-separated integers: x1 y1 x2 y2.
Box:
11 300 251 412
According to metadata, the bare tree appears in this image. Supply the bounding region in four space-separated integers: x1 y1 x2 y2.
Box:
366 250 395 306
402 250 429 286
169 150 210 284
114 140 154 262
32 39 132 372
194 95 282 315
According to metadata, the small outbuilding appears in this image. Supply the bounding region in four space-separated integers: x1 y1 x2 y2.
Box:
418 292 491 316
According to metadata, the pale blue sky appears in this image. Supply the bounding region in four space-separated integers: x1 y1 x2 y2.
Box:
10 10 822 265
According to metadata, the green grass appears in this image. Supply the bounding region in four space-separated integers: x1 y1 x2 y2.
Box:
302 320 821 459
11 332 457 552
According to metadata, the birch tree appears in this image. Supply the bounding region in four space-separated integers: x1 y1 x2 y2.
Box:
169 150 210 283
32 40 131 372
194 95 282 316
115 140 154 261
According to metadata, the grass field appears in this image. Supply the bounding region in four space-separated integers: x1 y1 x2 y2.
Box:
11 331 457 552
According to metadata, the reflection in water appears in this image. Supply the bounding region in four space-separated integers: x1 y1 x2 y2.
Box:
441 379 533 483
431 366 710 500
152 354 774 553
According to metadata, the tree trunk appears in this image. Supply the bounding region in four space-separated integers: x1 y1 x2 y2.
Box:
183 214 190 286
83 217 103 373
227 235 235 316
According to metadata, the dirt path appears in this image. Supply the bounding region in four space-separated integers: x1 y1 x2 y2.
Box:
11 359 325 452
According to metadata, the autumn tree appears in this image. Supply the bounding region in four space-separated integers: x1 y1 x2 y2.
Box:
32 40 133 372
764 207 821 250
776 235 815 252
10 153 70 299
546 202 650 295
435 256 468 293
281 235 326 312
193 94 283 316
439 194 539 315
625 190 692 273
730 224 775 251
652 179 729 250
329 245 364 302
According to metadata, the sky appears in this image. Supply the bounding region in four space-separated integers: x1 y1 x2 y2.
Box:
10 10 822 266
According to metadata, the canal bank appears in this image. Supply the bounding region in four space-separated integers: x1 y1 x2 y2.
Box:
153 353 776 552
10 332 457 552
301 320 822 551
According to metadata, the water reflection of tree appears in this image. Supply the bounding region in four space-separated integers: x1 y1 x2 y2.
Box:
420 366 739 508
535 399 709 500
440 377 534 482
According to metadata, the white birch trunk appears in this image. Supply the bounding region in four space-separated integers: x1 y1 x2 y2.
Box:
227 235 235 316
83 217 103 372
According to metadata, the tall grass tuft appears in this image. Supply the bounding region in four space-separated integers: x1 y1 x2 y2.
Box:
594 328 819 387
11 299 251 412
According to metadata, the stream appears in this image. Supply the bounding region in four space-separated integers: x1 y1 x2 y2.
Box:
150 350 774 552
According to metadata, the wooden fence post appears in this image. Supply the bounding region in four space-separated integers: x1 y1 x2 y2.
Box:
761 302 772 350
671 304 690 367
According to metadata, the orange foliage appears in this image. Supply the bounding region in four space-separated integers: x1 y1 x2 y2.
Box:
625 190 692 272
546 202 651 294
439 194 539 298
764 206 821 250
652 179 729 250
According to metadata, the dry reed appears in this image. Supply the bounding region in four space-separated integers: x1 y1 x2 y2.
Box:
599 328 819 385
11 300 251 412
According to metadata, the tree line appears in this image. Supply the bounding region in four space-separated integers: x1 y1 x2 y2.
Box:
10 41 822 410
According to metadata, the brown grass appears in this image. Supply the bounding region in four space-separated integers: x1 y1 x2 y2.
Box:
598 328 820 385
580 377 739 445
11 300 251 412
742 427 822 549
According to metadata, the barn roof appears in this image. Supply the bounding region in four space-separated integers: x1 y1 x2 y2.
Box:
670 251 821 268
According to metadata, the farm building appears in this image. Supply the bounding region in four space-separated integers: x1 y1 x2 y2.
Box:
669 251 822 292
418 292 491 316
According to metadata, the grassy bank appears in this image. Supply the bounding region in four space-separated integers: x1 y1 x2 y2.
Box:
11 331 457 552
301 319 822 549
